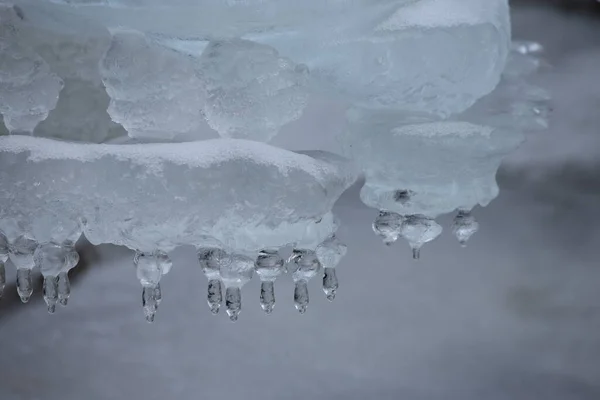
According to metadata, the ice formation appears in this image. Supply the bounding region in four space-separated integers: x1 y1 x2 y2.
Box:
21 5 125 143
344 40 550 255
35 241 79 312
0 136 357 251
9 0 511 123
199 39 309 142
452 210 480 247
198 247 226 315
134 250 171 322
316 235 347 301
0 0 551 322
99 29 206 140
254 249 285 314
0 3 125 142
0 136 357 320
289 249 321 314
0 4 63 134
344 113 521 256
252 0 510 116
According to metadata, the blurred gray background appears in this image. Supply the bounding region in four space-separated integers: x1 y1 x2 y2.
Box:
0 1 599 399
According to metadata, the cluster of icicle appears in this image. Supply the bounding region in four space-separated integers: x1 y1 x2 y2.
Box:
0 230 346 323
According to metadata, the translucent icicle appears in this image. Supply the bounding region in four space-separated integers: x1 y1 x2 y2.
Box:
400 215 442 260
291 249 321 314
219 253 254 322
255 249 284 314
260 281 275 314
452 210 479 247
316 235 346 302
36 243 68 311
372 211 403 246
198 248 225 315
207 279 222 315
412 246 421 260
294 280 309 314
9 235 37 301
16 268 32 303
57 271 70 306
43 275 59 314
225 286 242 322
142 284 160 323
322 268 338 301
134 250 169 322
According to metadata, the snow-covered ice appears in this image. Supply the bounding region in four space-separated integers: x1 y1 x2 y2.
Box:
0 0 548 322
0 135 357 319
0 136 357 253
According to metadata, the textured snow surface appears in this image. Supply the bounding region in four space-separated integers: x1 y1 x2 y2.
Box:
0 135 349 177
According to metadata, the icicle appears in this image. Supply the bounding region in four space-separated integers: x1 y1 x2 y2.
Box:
57 271 70 306
255 249 284 314
10 235 37 303
399 215 442 260
452 210 479 247
316 235 346 302
259 281 275 314
294 280 309 314
34 242 78 311
16 268 32 303
37 248 58 310
142 283 160 323
219 253 254 322
43 275 59 314
372 211 403 246
322 268 338 301
225 286 242 322
198 247 225 315
291 249 322 314
412 246 421 260
207 279 222 314
134 250 169 323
